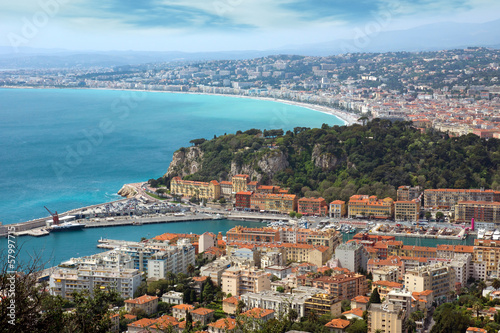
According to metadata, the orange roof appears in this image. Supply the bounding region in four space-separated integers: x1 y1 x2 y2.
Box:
220 181 232 185
123 314 137 321
128 318 156 328
125 295 159 305
192 276 208 282
242 307 274 318
342 308 364 317
330 200 345 204
173 304 194 311
233 174 250 178
325 318 351 329
351 295 370 304
208 318 237 330
223 296 240 305
153 315 179 330
467 328 487 333
190 307 214 316
236 191 253 195
373 281 404 288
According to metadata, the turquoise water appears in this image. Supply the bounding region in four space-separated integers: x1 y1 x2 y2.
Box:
5 219 262 269
0 88 344 224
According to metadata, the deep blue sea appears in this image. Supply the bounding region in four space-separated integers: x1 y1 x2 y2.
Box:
0 88 344 225
0 88 345 267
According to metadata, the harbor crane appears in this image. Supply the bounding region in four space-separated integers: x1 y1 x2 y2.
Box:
44 206 60 225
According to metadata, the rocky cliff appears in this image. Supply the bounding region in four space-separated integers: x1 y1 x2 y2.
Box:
117 184 137 198
230 150 289 182
311 144 344 170
164 146 204 179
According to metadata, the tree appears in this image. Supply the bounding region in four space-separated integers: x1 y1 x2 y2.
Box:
435 211 445 221
478 281 487 296
492 278 500 290
358 116 369 126
236 300 246 315
369 288 381 304
296 213 303 219
289 211 296 218
425 211 432 221
346 319 368 333
187 264 195 277
431 303 472 333
183 312 193 333
472 301 482 318
276 286 285 293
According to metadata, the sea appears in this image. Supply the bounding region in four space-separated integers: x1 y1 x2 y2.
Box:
0 88 344 266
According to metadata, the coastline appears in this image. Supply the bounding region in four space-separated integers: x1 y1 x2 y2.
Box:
1 86 358 126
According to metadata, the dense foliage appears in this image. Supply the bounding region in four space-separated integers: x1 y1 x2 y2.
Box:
160 119 500 203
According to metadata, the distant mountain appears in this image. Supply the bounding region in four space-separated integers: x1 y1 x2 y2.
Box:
0 19 499 69
282 19 500 55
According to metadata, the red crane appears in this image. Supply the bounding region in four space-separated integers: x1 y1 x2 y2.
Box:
44 206 60 225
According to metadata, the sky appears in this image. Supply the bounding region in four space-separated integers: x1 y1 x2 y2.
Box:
1 0 500 52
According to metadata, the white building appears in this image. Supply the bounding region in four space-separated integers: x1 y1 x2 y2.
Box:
199 232 216 253
261 252 283 268
161 291 184 305
335 242 369 273
147 239 195 279
49 266 142 300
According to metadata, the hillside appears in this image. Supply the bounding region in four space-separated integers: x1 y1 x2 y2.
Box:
155 119 500 203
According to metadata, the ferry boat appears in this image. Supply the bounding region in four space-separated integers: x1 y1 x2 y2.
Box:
48 222 85 232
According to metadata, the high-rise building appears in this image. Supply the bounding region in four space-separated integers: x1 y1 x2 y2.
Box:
404 262 455 303
368 301 406 333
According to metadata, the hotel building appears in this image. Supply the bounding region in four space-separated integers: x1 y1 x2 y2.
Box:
170 176 220 200
348 195 394 219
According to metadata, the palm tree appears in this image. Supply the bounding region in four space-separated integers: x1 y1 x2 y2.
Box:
187 264 195 276
472 302 482 318
492 278 500 290
358 116 369 126
478 281 487 295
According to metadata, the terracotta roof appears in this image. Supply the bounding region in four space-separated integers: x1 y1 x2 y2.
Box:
342 308 364 318
373 281 404 288
190 307 214 316
123 314 137 321
325 318 351 329
351 295 370 303
241 307 274 318
173 304 194 311
208 318 237 330
223 296 240 305
125 295 159 305
467 328 487 333
192 276 208 282
128 318 156 328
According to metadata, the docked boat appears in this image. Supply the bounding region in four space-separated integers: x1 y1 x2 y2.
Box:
48 221 85 232
477 228 485 239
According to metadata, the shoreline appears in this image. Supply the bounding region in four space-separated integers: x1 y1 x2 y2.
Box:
1 86 358 126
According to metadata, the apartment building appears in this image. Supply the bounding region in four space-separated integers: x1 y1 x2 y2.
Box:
330 200 347 218
240 286 327 318
250 192 298 213
305 293 342 317
423 188 500 209
232 174 250 194
455 201 500 225
147 240 196 279
199 232 217 253
473 239 500 278
404 262 455 302
372 267 399 282
397 186 422 201
394 200 421 222
335 242 369 273
235 191 253 209
125 295 159 315
226 226 281 243
220 181 233 200
298 197 328 216
170 176 221 200
221 266 271 296
297 271 368 300
372 281 404 299
348 195 394 219
368 301 406 333
49 266 142 300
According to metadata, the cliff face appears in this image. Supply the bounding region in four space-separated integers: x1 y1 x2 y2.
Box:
311 144 344 170
164 146 204 178
230 150 289 182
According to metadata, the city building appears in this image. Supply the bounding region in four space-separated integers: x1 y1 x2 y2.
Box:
473 239 500 278
372 266 399 282
368 301 406 333
220 181 233 200
397 186 422 201
221 266 271 296
170 176 221 200
330 200 347 218
325 318 351 333
240 286 327 318
394 200 421 222
455 201 500 226
232 174 250 194
297 271 368 300
147 240 196 279
161 291 183 305
351 295 370 311
222 295 240 314
423 188 500 209
226 226 281 243
49 266 142 300
199 232 217 253
241 307 275 323
298 197 328 216
125 295 159 316
372 281 404 299
335 242 369 273
208 317 237 333
250 193 298 213
304 293 342 317
190 307 214 325
172 304 194 321
404 262 455 302
348 195 394 219
261 252 284 269
235 191 253 209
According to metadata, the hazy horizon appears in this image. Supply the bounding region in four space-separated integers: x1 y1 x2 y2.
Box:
2 0 500 53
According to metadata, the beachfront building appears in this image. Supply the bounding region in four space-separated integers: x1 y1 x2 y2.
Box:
330 200 347 218
170 176 221 200
348 195 394 219
250 193 298 214
298 197 328 216
423 188 500 209
455 201 500 226
394 200 421 222
226 226 281 243
235 191 253 209
49 266 142 300
397 186 422 201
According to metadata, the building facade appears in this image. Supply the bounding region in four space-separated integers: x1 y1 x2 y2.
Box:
170 177 221 200
424 188 500 209
298 197 328 216
455 201 500 225
250 193 298 213
348 195 394 219
394 200 421 222
404 262 455 302
330 200 347 218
